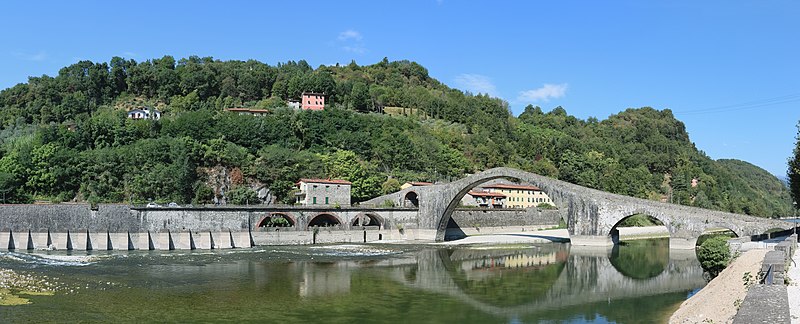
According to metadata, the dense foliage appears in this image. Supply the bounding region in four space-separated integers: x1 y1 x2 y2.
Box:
695 235 731 278
0 56 791 217
788 123 800 208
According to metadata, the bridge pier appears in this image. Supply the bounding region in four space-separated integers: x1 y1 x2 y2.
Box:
570 235 614 247
669 237 698 250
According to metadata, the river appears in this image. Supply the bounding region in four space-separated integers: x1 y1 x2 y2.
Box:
0 238 705 323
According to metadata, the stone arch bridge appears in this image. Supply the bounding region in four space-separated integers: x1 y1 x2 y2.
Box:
369 167 792 248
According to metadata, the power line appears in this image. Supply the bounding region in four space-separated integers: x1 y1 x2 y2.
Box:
673 93 800 116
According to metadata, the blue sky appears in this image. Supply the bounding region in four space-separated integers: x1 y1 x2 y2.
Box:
1 1 798 176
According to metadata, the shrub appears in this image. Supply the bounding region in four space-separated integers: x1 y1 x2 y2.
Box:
696 235 730 278
227 186 259 205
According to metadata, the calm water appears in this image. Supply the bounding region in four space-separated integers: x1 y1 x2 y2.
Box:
0 239 705 323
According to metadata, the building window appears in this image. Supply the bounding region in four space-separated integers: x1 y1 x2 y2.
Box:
325 197 329 204
313 197 317 204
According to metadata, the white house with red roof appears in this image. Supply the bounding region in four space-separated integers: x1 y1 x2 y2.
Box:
295 178 351 206
461 190 507 208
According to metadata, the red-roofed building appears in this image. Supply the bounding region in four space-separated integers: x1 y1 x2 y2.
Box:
295 178 351 206
461 190 506 208
301 92 326 111
481 183 553 208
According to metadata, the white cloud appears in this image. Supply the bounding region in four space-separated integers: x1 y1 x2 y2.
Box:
336 29 367 54
454 74 497 96
338 29 363 41
517 83 568 103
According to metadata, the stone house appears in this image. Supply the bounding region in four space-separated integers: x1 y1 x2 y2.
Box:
295 178 351 206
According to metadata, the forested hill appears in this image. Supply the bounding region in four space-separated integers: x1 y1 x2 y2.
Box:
0 56 791 217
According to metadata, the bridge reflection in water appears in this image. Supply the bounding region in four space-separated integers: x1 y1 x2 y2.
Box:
387 242 705 319
130 242 704 321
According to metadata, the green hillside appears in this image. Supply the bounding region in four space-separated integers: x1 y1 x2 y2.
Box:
0 56 790 217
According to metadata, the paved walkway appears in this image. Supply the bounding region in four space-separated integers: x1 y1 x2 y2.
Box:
789 248 800 323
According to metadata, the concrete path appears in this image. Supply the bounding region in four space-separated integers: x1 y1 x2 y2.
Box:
788 248 800 323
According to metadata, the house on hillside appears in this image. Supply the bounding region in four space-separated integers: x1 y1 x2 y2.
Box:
461 190 506 208
481 183 553 208
287 99 301 110
127 107 161 120
301 92 326 111
295 178 351 206
225 108 270 116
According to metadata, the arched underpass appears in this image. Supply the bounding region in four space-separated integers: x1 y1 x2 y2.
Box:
351 213 383 228
307 214 342 229
256 213 296 228
438 177 566 242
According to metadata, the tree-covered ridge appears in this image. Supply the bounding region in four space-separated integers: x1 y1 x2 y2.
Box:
0 56 791 217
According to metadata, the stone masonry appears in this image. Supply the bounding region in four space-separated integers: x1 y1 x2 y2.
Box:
364 167 792 246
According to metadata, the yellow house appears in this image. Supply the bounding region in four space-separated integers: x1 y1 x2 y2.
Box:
481 183 553 208
400 181 433 190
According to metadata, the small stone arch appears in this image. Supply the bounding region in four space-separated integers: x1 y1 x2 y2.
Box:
256 212 296 228
307 213 342 229
404 191 419 208
607 212 669 243
351 212 384 228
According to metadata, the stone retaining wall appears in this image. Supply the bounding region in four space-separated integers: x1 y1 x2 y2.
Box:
450 208 561 228
732 234 796 323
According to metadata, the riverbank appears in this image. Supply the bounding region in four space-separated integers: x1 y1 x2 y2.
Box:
669 249 768 323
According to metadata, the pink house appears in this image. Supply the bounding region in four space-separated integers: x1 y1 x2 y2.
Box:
301 92 326 111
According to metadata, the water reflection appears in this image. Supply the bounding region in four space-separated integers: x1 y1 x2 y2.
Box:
0 241 706 323
444 246 569 307
609 238 670 280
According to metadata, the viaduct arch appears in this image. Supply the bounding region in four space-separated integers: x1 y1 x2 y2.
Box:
406 167 791 248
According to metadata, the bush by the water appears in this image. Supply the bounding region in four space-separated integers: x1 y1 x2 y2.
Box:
696 235 731 278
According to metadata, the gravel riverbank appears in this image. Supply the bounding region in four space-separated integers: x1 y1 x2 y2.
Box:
669 249 768 324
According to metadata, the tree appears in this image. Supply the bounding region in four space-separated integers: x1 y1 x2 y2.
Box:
382 178 401 195
227 186 258 205
350 82 370 112
696 235 730 278
788 122 800 208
